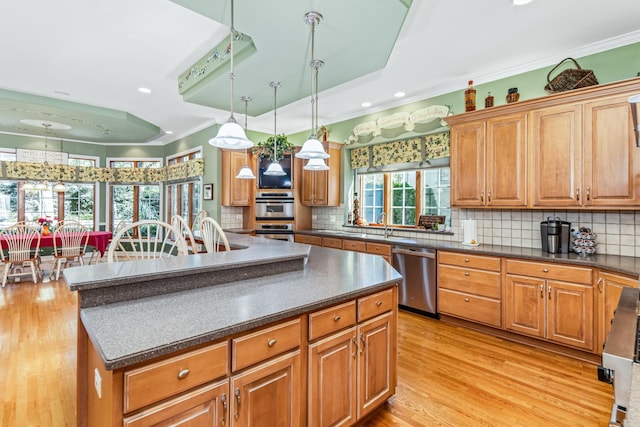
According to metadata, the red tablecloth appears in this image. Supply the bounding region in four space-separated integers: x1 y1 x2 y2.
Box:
0 231 113 255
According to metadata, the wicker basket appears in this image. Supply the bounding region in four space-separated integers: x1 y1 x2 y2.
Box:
544 58 598 94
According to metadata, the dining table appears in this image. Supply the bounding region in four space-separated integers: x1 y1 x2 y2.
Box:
0 231 113 257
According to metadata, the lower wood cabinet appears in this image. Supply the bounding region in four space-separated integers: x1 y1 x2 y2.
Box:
294 233 322 246
596 270 639 352
505 259 594 351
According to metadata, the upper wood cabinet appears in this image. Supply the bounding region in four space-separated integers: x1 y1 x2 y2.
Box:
447 77 640 209
221 150 254 207
450 113 527 207
300 142 342 206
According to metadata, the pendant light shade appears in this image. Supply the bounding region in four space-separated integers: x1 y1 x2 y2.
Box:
303 158 329 171
236 96 256 179
209 0 253 150
264 81 286 176
296 12 329 162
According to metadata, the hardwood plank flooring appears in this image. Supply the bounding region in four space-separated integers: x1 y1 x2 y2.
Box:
1 279 614 426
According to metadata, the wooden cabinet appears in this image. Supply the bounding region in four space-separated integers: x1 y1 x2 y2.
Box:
221 150 254 207
437 251 502 327
322 236 343 249
301 142 342 206
505 259 594 351
294 233 322 246
365 242 392 264
308 288 397 426
451 113 527 207
342 239 366 253
596 270 638 352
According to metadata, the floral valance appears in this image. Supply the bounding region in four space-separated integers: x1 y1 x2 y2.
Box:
350 132 449 169
0 158 203 184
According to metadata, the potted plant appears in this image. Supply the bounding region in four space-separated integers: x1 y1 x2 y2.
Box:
253 134 293 161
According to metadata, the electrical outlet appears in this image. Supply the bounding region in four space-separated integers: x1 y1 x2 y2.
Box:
330 215 336 222
312 215 317 220
94 368 102 399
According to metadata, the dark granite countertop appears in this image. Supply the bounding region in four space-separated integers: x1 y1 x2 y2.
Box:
296 229 640 278
67 234 401 371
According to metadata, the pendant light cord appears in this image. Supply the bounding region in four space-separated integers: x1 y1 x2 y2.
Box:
270 81 281 161
229 0 236 121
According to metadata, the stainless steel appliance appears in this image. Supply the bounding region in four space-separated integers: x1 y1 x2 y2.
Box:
255 222 294 242
598 286 640 426
540 217 571 253
255 191 294 220
392 246 438 318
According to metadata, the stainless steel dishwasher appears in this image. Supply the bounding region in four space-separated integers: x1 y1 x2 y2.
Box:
392 246 438 318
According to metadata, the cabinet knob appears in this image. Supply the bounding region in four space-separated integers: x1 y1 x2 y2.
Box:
333 315 341 322
177 369 190 380
267 338 277 347
376 301 383 307
464 272 470 276
464 297 470 302
542 268 549 273
464 258 470 263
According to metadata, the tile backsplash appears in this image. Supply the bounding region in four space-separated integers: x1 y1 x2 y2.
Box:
220 206 244 229
310 206 640 257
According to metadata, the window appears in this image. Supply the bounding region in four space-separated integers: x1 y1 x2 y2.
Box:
108 159 162 231
166 148 202 228
356 166 450 227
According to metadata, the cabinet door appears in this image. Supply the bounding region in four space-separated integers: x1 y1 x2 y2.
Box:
451 121 486 206
230 350 301 427
301 169 328 205
222 151 253 206
597 271 638 353
546 280 594 351
583 94 639 206
530 104 583 207
123 380 229 427
505 275 546 338
357 311 396 419
486 113 527 206
308 327 358 427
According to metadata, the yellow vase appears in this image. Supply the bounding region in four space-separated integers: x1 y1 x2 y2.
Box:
42 225 50 236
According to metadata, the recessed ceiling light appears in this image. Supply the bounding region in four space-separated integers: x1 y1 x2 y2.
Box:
512 0 533 5
361 102 372 107
138 87 152 94
164 130 174 134
394 91 406 98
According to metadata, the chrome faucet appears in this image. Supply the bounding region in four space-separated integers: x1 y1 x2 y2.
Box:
377 212 392 238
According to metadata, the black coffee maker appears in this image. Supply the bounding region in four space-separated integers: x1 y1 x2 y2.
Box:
540 217 571 254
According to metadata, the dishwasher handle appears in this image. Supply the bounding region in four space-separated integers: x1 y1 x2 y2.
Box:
392 247 436 259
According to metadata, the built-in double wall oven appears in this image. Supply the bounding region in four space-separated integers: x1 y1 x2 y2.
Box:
255 191 294 241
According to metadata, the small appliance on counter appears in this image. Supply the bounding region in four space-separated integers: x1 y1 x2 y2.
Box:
540 217 571 253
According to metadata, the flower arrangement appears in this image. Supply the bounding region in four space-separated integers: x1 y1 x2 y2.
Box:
38 217 53 228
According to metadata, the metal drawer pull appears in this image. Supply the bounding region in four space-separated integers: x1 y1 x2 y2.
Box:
353 336 358 358
464 258 470 262
464 272 470 276
177 369 190 379
597 277 603 293
221 394 227 426
234 388 241 420
376 301 383 307
360 333 366 354
540 284 543 298
548 285 552 299
542 268 549 273
267 338 277 347
464 297 470 302
333 315 341 321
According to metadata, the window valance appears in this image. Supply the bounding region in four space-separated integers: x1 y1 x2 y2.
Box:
349 132 449 170
0 158 204 184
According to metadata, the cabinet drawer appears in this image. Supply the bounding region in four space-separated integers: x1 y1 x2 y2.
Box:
506 259 592 284
343 239 366 253
438 288 501 328
309 300 357 341
123 341 229 413
322 237 343 249
438 265 501 299
366 242 392 257
232 318 301 372
358 288 394 322
439 251 501 271
294 234 322 246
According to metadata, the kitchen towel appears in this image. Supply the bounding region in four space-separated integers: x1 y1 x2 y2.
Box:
461 219 478 246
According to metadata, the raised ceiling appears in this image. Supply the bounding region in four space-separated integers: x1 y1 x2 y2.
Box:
0 0 639 145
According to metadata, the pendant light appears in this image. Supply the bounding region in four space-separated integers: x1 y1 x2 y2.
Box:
235 96 256 179
52 138 67 192
303 158 329 171
208 0 253 150
295 11 329 161
264 81 286 176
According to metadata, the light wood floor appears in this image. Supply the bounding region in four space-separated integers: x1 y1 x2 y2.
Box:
1 279 614 426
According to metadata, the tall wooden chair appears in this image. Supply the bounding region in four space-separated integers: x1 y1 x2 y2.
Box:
192 210 208 233
52 220 89 281
0 223 42 287
107 220 188 263
171 215 200 254
199 217 230 253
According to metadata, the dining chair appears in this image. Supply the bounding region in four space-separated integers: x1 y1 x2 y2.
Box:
170 215 201 254
192 210 208 233
107 220 188 263
52 220 90 281
199 217 230 253
0 223 42 287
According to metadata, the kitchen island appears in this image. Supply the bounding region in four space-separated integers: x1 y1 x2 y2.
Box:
65 233 401 427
